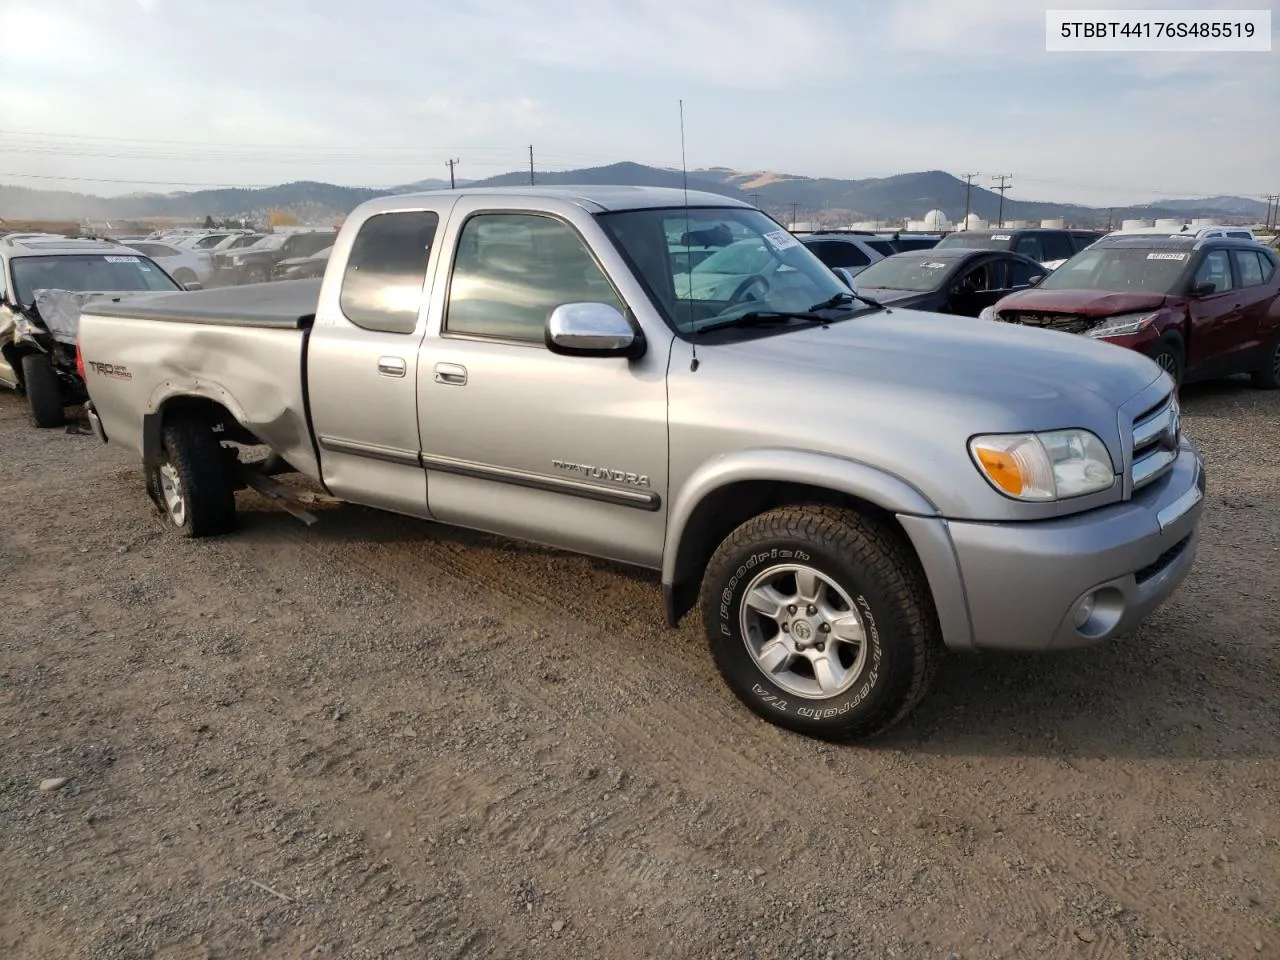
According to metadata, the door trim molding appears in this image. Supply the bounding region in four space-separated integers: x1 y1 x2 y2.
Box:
420 453 661 511
317 435 422 467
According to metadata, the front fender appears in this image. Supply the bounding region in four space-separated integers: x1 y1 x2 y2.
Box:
661 447 940 587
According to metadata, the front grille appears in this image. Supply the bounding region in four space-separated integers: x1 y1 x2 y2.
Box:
1130 390 1179 493
999 311 1099 335
1134 534 1191 584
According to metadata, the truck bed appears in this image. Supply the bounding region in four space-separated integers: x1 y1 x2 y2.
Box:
86 278 322 329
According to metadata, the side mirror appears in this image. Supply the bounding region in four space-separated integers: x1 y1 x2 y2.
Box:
545 302 645 359
183 281 204 291
832 267 858 293
1190 281 1216 297
1028 274 1046 286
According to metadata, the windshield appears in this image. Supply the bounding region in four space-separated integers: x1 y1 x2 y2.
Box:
596 207 855 334
935 233 1013 250
249 235 287 250
11 253 181 307
853 256 957 292
1037 247 1191 294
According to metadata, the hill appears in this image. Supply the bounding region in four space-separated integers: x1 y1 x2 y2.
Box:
0 164 1266 228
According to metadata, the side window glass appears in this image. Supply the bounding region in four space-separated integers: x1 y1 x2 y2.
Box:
340 210 439 334
1259 252 1277 283
826 242 871 268
445 213 623 343
1007 258 1043 287
1232 250 1264 287
1013 235 1045 261
1042 233 1074 261
1193 250 1234 294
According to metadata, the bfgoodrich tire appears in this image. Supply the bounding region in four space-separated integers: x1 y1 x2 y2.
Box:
21 353 65 428
699 505 942 742
147 415 237 537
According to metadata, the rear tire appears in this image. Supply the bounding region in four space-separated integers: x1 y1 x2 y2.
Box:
148 415 237 537
699 504 942 741
21 353 65 428
1250 332 1280 390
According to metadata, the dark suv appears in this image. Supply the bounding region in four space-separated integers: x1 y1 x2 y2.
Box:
211 230 336 285
984 235 1280 388
934 227 1102 266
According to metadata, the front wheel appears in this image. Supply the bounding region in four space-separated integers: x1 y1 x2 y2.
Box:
146 415 237 537
699 505 942 741
1149 338 1185 388
21 353 65 428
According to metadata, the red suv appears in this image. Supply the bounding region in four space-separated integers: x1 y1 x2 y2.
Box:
982 235 1280 388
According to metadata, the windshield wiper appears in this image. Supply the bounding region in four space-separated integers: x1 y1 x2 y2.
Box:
808 290 889 312
696 309 831 333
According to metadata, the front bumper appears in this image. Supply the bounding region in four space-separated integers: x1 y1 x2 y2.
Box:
903 438 1205 653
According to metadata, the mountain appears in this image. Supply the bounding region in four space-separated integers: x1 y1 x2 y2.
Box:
0 164 1265 227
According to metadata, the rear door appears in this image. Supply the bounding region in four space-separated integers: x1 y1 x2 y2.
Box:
306 201 454 517
1230 247 1277 358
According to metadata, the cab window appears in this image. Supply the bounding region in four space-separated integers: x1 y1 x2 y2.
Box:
445 213 623 343
339 211 439 334
1192 250 1234 294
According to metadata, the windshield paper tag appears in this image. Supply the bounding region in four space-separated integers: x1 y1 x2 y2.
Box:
105 255 140 263
1147 252 1188 260
921 261 947 269
762 229 800 251
991 234 1012 240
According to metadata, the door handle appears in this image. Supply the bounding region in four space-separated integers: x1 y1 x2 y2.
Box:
434 362 467 385
378 356 407 378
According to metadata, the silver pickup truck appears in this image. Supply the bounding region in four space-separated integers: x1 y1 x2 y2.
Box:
78 186 1206 741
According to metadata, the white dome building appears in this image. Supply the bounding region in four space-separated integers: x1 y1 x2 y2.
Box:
961 213 987 231
907 209 953 232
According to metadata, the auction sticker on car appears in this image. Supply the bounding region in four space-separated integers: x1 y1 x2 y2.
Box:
1147 252 1188 260
991 234 1012 240
105 256 140 263
921 261 948 269
762 229 800 251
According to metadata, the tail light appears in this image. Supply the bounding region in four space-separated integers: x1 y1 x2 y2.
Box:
75 340 86 380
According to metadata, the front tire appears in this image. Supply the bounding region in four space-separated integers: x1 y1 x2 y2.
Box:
1250 332 1280 390
699 505 942 741
21 353 65 428
1149 338 1184 388
147 415 237 537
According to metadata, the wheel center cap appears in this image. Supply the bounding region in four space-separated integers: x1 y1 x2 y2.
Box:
791 620 813 642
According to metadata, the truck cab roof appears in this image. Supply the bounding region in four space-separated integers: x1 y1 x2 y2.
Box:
373 184 751 214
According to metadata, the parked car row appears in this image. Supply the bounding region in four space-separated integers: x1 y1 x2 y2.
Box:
62 185 1210 745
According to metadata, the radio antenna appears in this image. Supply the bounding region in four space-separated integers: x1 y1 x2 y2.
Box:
679 99 699 372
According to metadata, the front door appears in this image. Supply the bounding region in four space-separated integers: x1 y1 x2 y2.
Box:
307 202 453 517
417 203 670 569
1186 248 1251 373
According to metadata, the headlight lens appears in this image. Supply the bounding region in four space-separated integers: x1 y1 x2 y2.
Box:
1083 311 1158 339
978 305 998 322
970 429 1115 500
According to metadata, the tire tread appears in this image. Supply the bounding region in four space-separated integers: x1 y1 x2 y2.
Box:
159 415 236 537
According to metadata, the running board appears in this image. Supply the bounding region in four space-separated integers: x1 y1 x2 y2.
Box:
240 470 339 526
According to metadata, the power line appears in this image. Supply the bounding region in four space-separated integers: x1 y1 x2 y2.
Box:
991 174 1013 227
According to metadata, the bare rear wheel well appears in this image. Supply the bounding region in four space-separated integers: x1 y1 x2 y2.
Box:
146 396 263 463
666 480 920 627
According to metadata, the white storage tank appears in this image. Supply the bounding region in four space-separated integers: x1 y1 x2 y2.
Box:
1190 218 1219 227
1122 219 1154 230
962 213 988 231
1154 218 1184 230
1040 218 1065 229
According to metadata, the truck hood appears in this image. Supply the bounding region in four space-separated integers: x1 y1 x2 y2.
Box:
993 288 1169 317
716 306 1161 416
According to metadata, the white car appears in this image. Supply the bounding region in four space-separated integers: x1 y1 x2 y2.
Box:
1102 224 1257 242
123 241 214 287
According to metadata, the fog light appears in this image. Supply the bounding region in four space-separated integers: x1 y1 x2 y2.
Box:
1074 593 1096 629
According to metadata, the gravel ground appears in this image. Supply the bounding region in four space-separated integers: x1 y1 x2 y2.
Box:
0 379 1277 960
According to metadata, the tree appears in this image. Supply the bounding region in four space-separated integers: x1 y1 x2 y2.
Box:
267 209 299 228
203 215 216 229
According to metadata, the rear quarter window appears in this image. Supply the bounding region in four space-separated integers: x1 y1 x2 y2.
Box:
339 211 439 334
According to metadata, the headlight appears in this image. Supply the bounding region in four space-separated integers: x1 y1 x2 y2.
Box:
970 429 1115 501
1083 311 1158 339
978 305 997 322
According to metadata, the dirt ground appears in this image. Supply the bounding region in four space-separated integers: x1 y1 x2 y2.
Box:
0 379 1277 960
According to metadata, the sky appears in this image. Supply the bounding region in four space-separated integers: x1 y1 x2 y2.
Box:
0 0 1276 206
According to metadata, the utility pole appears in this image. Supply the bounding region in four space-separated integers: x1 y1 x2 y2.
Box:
991 174 1012 227
1265 194 1279 232
446 158 459 190
1107 207 1115 231
960 172 979 225
751 192 761 208
790 202 799 229
529 145 535 186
